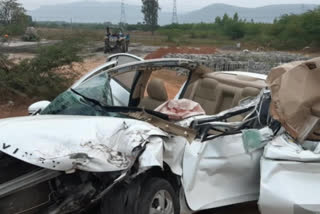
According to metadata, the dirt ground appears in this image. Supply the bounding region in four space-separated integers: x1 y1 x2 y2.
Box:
0 101 30 119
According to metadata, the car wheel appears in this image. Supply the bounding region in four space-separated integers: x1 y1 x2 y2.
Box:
125 41 129 52
100 177 180 214
121 41 127 53
139 178 180 214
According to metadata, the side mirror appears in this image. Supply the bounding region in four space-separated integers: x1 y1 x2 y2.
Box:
28 101 51 115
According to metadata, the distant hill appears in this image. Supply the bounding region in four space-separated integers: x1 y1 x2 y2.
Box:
180 3 318 23
28 1 171 25
28 1 319 25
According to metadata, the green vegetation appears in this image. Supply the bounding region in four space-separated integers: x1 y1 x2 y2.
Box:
141 0 160 35
0 40 82 100
33 8 320 50
0 0 31 35
0 0 86 102
158 8 320 50
37 27 105 42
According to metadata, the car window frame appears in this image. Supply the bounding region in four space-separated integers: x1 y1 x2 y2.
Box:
107 53 144 65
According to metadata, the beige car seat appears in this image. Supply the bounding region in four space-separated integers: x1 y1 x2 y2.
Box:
184 73 266 115
139 78 168 110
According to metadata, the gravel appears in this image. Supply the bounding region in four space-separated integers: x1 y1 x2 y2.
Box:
165 51 309 74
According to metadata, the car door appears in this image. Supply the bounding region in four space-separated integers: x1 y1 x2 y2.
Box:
182 134 263 211
108 54 143 106
71 61 117 88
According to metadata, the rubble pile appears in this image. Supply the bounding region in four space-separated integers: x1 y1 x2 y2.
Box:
165 51 309 74
144 47 217 59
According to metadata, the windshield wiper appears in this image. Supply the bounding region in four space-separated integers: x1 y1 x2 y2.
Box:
70 88 169 120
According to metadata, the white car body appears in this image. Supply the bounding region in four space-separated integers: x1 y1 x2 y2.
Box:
0 54 270 213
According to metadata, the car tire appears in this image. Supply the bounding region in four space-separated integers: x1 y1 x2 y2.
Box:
100 177 180 214
139 177 180 214
121 41 127 53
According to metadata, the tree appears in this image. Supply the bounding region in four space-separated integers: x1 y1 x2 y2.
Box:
141 0 160 35
215 16 222 25
222 13 230 25
233 12 239 22
0 0 26 25
0 0 30 35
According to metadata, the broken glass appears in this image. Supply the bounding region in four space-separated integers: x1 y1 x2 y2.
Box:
42 72 117 116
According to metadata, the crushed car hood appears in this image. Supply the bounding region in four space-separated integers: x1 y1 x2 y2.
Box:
0 115 168 172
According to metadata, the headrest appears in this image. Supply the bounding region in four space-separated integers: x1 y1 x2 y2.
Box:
147 78 168 101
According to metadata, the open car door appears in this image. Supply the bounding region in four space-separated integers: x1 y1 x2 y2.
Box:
108 54 144 106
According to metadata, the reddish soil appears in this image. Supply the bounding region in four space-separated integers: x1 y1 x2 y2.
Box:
0 96 34 119
0 103 29 119
149 69 187 99
145 46 217 59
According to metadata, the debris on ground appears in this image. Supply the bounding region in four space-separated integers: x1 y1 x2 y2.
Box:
165 51 309 74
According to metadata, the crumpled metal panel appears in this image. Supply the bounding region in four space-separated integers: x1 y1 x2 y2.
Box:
259 135 320 214
182 129 271 211
263 134 320 161
0 115 168 172
163 136 188 176
259 158 320 214
259 159 320 214
258 134 320 214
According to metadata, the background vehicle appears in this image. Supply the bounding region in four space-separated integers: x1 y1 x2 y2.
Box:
104 27 130 53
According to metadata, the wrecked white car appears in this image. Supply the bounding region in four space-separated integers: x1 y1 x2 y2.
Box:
258 57 320 214
0 53 275 214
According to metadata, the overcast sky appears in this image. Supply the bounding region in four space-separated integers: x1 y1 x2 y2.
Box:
18 0 319 12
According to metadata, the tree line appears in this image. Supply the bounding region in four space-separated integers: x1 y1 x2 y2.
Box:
158 8 320 50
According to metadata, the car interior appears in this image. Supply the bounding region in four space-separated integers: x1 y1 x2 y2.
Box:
110 63 266 119
137 71 266 116
183 72 266 115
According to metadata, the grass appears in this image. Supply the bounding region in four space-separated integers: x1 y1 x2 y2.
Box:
38 27 105 42
35 27 240 48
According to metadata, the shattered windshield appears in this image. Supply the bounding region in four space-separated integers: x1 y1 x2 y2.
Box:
41 72 116 116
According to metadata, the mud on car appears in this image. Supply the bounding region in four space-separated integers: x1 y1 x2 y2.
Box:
0 53 278 214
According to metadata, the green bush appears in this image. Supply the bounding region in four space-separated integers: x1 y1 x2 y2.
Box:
0 40 82 100
157 7 320 50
